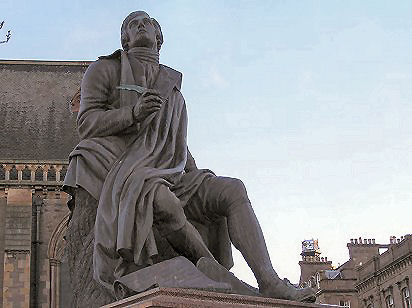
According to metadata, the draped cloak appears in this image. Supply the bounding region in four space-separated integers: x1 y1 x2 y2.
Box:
63 49 233 293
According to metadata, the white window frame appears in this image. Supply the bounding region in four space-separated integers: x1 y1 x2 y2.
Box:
402 288 410 308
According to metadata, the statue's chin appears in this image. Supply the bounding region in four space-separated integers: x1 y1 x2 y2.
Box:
129 35 155 50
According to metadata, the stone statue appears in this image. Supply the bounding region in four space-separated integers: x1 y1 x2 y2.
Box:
64 11 314 307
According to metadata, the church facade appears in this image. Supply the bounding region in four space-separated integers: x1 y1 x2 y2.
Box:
0 59 88 308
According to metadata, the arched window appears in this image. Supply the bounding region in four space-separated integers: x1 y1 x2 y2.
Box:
22 166 31 180
0 165 5 180
35 166 43 181
60 165 67 181
403 288 411 308
48 213 73 308
9 165 17 180
47 166 56 181
385 295 394 308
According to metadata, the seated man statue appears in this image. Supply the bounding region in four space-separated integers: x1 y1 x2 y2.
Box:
64 10 313 307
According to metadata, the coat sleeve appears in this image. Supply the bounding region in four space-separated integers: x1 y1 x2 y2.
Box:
77 60 135 139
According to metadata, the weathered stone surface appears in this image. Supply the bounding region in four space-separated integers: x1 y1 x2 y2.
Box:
103 287 333 308
114 256 231 300
65 188 116 308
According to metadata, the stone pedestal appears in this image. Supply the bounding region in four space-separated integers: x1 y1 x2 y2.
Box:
102 287 332 308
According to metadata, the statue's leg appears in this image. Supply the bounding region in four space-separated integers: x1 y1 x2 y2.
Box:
187 176 314 301
152 184 215 264
65 187 116 307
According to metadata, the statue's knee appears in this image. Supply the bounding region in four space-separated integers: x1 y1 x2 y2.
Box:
221 178 248 201
152 185 186 235
218 177 250 214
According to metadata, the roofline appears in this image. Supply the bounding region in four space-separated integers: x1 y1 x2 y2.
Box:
0 59 92 66
0 159 68 164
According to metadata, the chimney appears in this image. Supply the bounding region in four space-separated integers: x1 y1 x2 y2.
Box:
347 236 380 265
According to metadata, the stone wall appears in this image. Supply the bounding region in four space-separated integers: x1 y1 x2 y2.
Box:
0 185 71 308
356 236 412 308
0 60 88 307
2 188 32 308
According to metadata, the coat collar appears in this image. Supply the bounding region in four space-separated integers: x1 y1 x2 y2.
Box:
100 49 182 107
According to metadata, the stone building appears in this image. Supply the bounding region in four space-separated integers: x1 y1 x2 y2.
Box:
356 235 411 308
0 59 88 308
299 236 412 308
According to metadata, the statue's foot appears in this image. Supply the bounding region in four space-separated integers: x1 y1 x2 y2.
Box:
260 278 316 302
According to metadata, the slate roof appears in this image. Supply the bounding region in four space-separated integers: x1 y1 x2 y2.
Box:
0 60 90 160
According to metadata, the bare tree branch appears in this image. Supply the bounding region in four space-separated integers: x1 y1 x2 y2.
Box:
0 20 11 44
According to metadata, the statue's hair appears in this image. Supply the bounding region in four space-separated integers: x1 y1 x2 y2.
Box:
121 11 163 52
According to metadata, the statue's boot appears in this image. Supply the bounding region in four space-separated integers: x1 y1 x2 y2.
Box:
165 221 215 264
227 201 315 302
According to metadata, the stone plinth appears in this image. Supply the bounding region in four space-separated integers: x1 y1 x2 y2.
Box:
102 287 332 308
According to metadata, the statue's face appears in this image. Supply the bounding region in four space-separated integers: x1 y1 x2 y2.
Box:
126 12 157 50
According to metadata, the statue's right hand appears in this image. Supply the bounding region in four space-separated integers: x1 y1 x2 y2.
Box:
132 89 165 123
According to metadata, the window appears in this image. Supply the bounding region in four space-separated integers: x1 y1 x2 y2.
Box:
403 288 410 308
0 165 5 180
386 295 394 308
47 166 56 181
339 300 350 308
9 165 17 180
60 165 67 181
35 166 43 181
22 166 31 180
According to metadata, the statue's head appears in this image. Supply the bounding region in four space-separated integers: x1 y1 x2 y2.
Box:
121 11 163 52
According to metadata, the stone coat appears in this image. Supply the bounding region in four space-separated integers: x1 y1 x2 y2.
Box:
64 50 232 292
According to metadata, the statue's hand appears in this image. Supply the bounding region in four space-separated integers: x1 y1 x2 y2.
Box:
133 89 165 123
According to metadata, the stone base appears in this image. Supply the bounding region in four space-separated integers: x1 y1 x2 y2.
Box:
101 287 331 308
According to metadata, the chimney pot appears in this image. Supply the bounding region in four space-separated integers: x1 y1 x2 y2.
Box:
354 239 358 244
364 239 367 244
325 257 328 261
372 239 375 244
368 239 371 244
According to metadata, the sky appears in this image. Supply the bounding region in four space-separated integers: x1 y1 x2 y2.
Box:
1 0 412 286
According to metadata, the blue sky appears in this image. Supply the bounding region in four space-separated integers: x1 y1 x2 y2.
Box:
2 1 412 285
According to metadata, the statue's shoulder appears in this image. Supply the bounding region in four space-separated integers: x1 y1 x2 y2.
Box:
83 51 121 83
98 49 122 60
84 51 121 81
160 64 183 91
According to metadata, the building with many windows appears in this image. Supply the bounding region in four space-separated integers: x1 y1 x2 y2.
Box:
299 235 411 308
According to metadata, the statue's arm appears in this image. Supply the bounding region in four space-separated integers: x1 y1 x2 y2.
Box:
185 147 198 172
77 61 135 139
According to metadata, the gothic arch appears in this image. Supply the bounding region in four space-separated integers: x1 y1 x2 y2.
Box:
47 212 70 308
48 212 70 260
